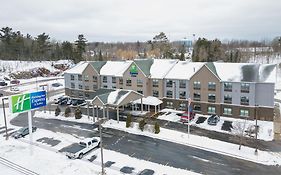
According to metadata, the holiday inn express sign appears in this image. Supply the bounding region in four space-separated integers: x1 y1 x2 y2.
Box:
10 91 47 114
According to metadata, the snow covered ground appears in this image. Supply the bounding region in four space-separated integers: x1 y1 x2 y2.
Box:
0 109 200 175
103 119 281 166
158 109 274 141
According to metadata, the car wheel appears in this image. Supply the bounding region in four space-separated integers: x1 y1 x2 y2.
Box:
78 153 84 159
97 142 101 148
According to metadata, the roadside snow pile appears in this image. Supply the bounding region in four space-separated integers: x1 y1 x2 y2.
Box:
158 109 274 141
103 120 281 166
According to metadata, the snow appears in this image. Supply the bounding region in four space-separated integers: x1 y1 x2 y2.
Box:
158 109 274 141
150 59 178 79
165 61 205 80
100 60 133 77
64 61 88 74
133 96 163 106
107 89 130 105
103 120 281 166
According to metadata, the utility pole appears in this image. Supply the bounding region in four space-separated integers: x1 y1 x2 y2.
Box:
2 97 9 140
99 117 105 174
187 98 191 139
255 105 258 155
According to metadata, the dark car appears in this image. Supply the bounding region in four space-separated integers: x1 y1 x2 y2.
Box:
51 83 63 87
137 169 155 175
207 115 220 126
0 81 7 86
71 99 86 106
0 93 3 97
12 127 37 139
10 79 20 84
57 97 70 105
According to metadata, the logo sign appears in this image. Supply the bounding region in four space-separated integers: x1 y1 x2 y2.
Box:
130 64 138 77
10 91 47 114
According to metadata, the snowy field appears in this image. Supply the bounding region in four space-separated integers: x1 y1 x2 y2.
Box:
158 109 274 141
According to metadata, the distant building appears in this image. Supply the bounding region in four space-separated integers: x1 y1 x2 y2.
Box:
64 59 276 121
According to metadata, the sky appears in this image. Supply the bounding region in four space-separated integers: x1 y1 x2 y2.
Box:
0 0 280 42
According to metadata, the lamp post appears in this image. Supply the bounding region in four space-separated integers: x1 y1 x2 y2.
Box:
187 98 191 139
2 97 9 140
99 116 105 175
39 84 49 113
255 105 258 154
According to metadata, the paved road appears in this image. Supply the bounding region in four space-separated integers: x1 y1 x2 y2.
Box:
9 112 281 175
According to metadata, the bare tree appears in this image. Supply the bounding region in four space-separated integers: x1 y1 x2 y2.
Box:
232 118 248 150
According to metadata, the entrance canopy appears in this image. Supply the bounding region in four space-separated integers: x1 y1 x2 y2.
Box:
132 96 162 106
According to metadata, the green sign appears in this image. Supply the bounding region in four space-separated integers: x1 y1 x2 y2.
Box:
10 91 47 114
130 64 138 77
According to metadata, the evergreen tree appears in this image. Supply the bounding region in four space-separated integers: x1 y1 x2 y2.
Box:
154 122 160 134
126 114 132 128
75 107 82 119
55 106 61 116
65 107 71 117
75 34 87 63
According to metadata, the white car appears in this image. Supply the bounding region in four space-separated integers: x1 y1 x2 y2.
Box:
10 86 20 91
64 137 100 159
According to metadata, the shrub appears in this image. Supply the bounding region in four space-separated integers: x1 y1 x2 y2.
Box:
139 119 146 131
55 106 61 116
126 115 132 128
75 107 82 119
154 122 160 134
64 107 71 117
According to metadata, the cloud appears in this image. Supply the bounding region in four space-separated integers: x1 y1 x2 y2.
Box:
0 0 280 42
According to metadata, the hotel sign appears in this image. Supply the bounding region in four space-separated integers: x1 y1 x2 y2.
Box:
130 64 138 77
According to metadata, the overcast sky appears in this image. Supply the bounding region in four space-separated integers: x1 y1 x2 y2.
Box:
1 0 280 42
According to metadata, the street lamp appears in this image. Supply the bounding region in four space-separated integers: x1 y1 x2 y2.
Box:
2 97 9 140
98 116 106 175
39 84 49 114
255 104 258 155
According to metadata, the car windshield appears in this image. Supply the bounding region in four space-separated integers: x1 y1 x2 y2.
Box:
79 142 87 147
17 128 26 133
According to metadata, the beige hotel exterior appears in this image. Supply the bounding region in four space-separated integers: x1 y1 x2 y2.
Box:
64 59 276 121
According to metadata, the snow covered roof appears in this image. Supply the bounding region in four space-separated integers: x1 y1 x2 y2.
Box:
93 89 143 106
100 61 133 77
213 63 276 83
89 61 106 74
150 59 178 79
64 62 88 74
133 96 163 106
165 61 205 80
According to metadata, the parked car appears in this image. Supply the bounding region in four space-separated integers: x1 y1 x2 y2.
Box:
0 81 7 86
207 115 220 126
137 169 155 175
12 127 37 139
10 79 20 84
4 76 10 81
10 86 20 91
0 93 3 97
51 83 63 87
64 137 100 159
57 97 70 105
71 99 86 106
180 111 195 123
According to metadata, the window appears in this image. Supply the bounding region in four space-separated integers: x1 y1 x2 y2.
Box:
153 90 159 97
193 81 201 90
93 84 98 90
137 90 143 94
179 80 186 88
84 75 89 82
78 92 83 98
93 76 97 82
103 77 107 83
223 108 232 115
240 109 249 117
166 80 173 88
208 94 216 102
137 79 143 87
241 83 250 93
241 96 249 105
179 91 186 99
103 85 108 88
112 85 116 89
224 94 232 104
194 104 201 112
166 101 173 108
112 77 116 84
78 75 82 81
208 106 216 114
153 79 159 87
193 92 200 101
85 85 89 90
71 83 75 89
119 78 123 85
78 84 83 89
71 75 75 81
208 82 216 91
166 90 173 98
179 103 186 110
126 79 132 86
224 82 232 92
85 93 90 98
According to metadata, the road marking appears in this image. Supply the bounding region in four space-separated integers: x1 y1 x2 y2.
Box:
147 157 151 161
130 153 135 156
111 135 125 146
165 162 169 166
